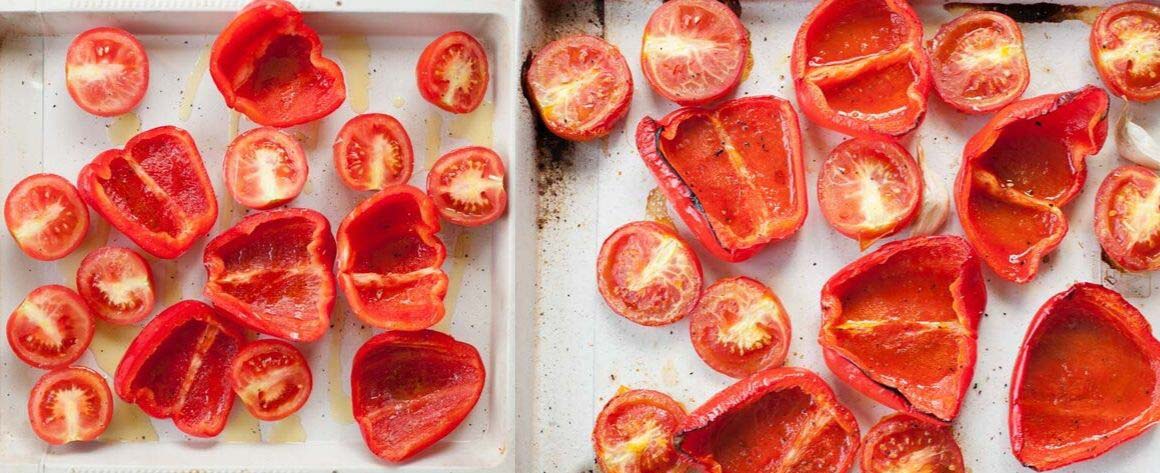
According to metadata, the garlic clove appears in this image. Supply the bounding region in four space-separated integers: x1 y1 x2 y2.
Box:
1115 101 1160 170
910 143 950 237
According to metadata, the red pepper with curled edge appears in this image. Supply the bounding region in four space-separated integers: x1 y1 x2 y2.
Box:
203 208 335 342
336 185 448 331
820 235 986 424
78 126 217 259
635 96 808 262
210 0 345 127
955 85 1108 283
114 300 245 438
1010 283 1160 471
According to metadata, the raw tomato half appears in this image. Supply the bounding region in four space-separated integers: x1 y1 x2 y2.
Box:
230 339 312 421
928 11 1029 114
818 138 922 249
426 146 508 227
1010 283 1160 471
4 173 90 261
593 389 687 473
860 413 965 473
416 31 489 114
76 246 155 325
820 235 986 423
224 126 307 210
7 285 95 370
596 221 703 326
955 86 1109 283
333 113 414 192
1095 165 1160 272
28 366 112 445
65 27 149 117
1091 2 1160 102
525 34 633 141
689 277 791 378
640 0 749 106
636 96 808 262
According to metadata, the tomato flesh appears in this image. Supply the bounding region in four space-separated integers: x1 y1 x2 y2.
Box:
4 173 90 261
333 113 414 192
1091 2 1160 102
929 11 1029 113
65 27 149 117
230 339 311 421
417 31 489 114
641 0 749 105
76 246 155 324
526 35 632 141
593 389 687 473
596 221 702 326
861 414 965 473
427 146 508 227
818 138 921 248
224 127 307 210
689 277 791 378
1095 165 1160 272
28 367 112 445
7 285 95 370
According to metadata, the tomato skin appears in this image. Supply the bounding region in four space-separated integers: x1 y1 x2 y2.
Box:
426 146 508 227
689 277 791 378
640 0 749 106
928 11 1029 114
7 285 95 370
860 414 965 473
75 246 155 325
817 137 922 249
333 113 414 192
224 126 308 210
1091 2 1160 102
416 31 489 114
1094 165 1160 272
209 0 345 127
593 389 688 473
352 330 484 463
230 339 312 421
28 366 112 445
4 173 90 261
526 34 633 141
65 27 149 117
597 221 703 326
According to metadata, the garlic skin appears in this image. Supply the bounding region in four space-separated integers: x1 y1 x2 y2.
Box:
910 144 950 237
1116 101 1160 170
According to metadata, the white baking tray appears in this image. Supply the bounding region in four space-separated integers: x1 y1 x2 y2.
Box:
0 1 532 472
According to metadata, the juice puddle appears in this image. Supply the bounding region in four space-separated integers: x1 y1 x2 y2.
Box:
645 187 674 227
426 111 443 169
229 110 241 140
56 214 110 286
107 112 141 146
92 321 157 442
178 46 211 122
447 102 495 148
392 96 406 108
268 414 307 443
327 301 355 424
151 258 183 307
334 36 371 114
434 231 473 333
223 404 261 442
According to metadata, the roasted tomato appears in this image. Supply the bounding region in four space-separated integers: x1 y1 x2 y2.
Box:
65 27 149 117
76 246 155 324
676 367 861 473
4 173 90 261
955 86 1108 283
640 0 749 106
352 330 484 463
230 339 312 421
820 235 986 423
333 113 414 192
224 126 307 210
336 185 448 331
689 277 791 378
928 11 1029 114
209 0 345 127
426 146 508 227
593 389 687 473
791 0 931 137
78 126 217 259
28 367 112 445
525 34 633 141
818 138 922 249
1091 2 1160 102
7 285 95 370
597 221 702 326
115 300 244 437
1010 283 1160 471
861 413 965 473
416 31 489 114
1095 165 1160 272
636 96 808 262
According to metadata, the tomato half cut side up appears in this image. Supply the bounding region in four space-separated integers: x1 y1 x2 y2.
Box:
526 35 632 141
7 285 95 370
676 367 861 473
860 413 965 473
1091 2 1160 102
76 246 155 325
230 339 312 421
426 146 508 227
819 235 986 423
1010 283 1160 471
224 126 308 210
954 86 1108 283
28 366 112 445
1095 165 1160 272
352 330 485 463
640 0 749 106
65 27 149 117
596 221 702 326
689 277 791 378
928 11 1029 114
333 113 414 192
4 173 90 261
416 31 489 114
593 389 688 473
818 138 922 249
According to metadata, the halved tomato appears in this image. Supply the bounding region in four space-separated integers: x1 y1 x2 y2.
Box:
929 11 1029 114
640 0 749 105
333 113 414 192
1091 2 1160 102
525 34 633 141
1095 165 1160 272
593 389 687 473
65 27 149 117
689 277 791 378
818 138 922 249
596 221 702 326
7 285 95 370
416 31 489 114
75 246 155 325
4 173 90 261
224 126 307 210
426 146 507 227
230 339 311 421
861 413 965 473
28 366 112 445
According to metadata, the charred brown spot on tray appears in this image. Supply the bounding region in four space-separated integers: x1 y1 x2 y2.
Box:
663 0 742 17
522 50 575 230
944 2 1103 24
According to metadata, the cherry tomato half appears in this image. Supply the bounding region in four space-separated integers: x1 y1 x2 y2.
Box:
5 173 90 261
525 34 633 141
7 285 95 370
230 339 312 421
1091 2 1160 102
641 0 749 106
593 389 688 473
426 146 508 227
689 277 791 378
224 127 308 210
65 27 149 117
417 31 489 114
76 246 155 325
596 221 702 326
860 413 965 473
333 113 414 192
929 11 1030 114
818 138 922 249
28 366 112 445
1095 165 1160 272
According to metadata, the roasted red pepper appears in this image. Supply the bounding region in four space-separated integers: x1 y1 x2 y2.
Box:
203 208 335 342
336 185 448 330
78 126 217 259
955 86 1108 283
210 0 345 127
114 300 244 438
635 96 807 262
820 235 986 423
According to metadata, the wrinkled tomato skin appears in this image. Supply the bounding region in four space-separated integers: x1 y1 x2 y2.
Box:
640 0 749 106
416 31 489 114
230 339 312 421
76 246 156 325
1095 165 1160 272
860 413 966 473
525 34 633 141
27 366 113 445
593 389 688 473
928 11 1029 114
1090 2 1160 102
596 221 703 327
4 173 90 261
688 276 792 378
7 285 95 370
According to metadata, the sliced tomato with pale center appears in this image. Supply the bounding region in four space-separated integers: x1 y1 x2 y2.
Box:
7 285 95 370
689 277 791 378
28 366 112 445
818 138 921 249
417 31 489 114
525 34 633 141
224 126 307 210
860 413 965 473
426 146 507 227
65 27 149 117
596 221 702 326
593 389 687 473
4 173 90 261
1091 2 1160 102
333 113 414 192
76 246 155 325
230 339 312 421
929 11 1029 113
640 0 749 106
1095 165 1160 272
